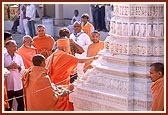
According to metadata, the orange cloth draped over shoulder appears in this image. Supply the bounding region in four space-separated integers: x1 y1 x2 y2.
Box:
82 22 93 38
4 80 9 109
4 68 10 110
23 66 58 111
17 45 37 69
46 49 78 111
151 77 164 111
33 35 55 58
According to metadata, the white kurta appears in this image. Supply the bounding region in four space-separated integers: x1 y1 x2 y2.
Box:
4 52 25 91
70 31 91 76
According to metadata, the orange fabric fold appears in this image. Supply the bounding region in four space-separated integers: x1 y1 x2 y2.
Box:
46 50 78 111
57 39 70 47
17 45 37 69
82 22 93 38
24 66 58 111
4 80 9 109
151 77 164 111
33 35 55 58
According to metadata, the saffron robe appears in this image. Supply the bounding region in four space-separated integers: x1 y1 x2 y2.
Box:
23 66 58 111
17 45 37 69
151 77 164 111
4 80 9 109
46 49 78 111
33 34 55 58
82 22 94 39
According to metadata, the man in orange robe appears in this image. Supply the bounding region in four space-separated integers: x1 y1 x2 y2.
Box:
46 39 97 111
22 54 59 111
84 30 104 72
17 35 37 69
46 39 78 111
149 62 164 111
33 24 55 58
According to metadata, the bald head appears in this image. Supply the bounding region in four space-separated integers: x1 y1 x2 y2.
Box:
23 35 33 47
57 39 70 53
73 21 82 34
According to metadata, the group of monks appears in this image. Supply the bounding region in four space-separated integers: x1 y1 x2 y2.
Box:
3 15 164 111
3 20 104 111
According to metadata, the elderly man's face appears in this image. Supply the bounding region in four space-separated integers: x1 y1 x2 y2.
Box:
7 42 17 53
24 37 33 47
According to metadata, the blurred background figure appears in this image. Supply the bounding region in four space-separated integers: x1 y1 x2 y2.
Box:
67 9 81 34
81 13 94 39
105 4 114 31
18 4 26 34
26 4 36 37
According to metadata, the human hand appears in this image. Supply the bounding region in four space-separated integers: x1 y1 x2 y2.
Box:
69 39 75 44
8 62 19 70
68 84 75 91
40 49 48 58
93 55 99 60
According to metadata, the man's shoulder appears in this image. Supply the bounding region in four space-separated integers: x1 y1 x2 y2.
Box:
33 35 54 41
18 46 37 52
88 22 94 27
45 34 55 41
89 41 104 47
99 41 105 44
33 36 39 40
80 32 89 37
15 53 23 59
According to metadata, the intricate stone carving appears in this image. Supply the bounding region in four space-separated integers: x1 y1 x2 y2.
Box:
158 23 164 37
106 41 164 56
135 23 140 36
122 23 128 36
72 4 164 111
130 23 135 36
140 23 146 37
114 4 164 17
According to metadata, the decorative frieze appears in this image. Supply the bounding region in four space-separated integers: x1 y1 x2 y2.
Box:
109 20 164 38
106 41 164 56
114 4 164 17
72 3 164 111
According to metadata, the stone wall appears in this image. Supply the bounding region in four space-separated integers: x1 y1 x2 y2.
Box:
70 4 164 111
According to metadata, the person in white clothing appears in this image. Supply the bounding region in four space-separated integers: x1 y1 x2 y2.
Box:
71 10 81 25
67 10 81 33
22 4 29 35
105 4 114 31
70 21 91 77
18 4 26 34
26 4 36 37
4 40 25 111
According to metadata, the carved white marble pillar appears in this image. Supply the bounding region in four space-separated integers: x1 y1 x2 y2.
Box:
70 4 164 111
54 4 64 26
